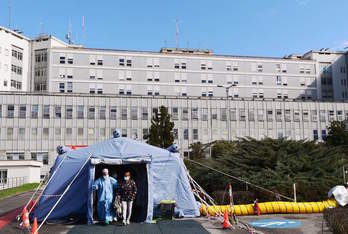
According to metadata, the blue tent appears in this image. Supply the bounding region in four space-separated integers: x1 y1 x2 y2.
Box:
34 136 200 224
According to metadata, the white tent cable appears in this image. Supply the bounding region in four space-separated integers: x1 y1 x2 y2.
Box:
34 154 92 234
186 158 294 201
26 154 72 215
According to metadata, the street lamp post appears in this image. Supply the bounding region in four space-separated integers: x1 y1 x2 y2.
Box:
217 84 237 141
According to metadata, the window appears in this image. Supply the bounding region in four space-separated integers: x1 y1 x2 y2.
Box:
191 108 199 120
174 62 180 69
131 129 138 139
59 83 65 93
67 58 73 64
182 108 188 120
7 128 13 139
285 110 291 122
88 128 95 138
43 128 49 137
121 129 127 137
328 110 335 121
313 130 318 141
0 104 2 118
88 106 95 119
19 128 25 139
257 109 264 121
249 110 255 121
43 105 50 119
319 110 326 122
131 107 138 120
0 169 8 183
201 63 206 70
173 129 178 140
19 105 26 118
7 105 14 118
240 109 246 121
181 63 186 69
142 129 149 140
276 76 281 85
119 58 125 66
59 56 65 64
55 106 62 118
276 109 282 121
303 110 309 122
126 59 132 67
193 129 199 140
142 107 148 120
257 64 263 72
31 105 38 118
55 128 61 137
221 108 227 121
183 129 189 140
66 128 72 138
311 110 317 122
321 130 327 140
211 109 218 120
172 107 178 120
110 106 117 120
121 107 127 120
31 128 38 136
294 111 300 122
202 108 208 121
77 105 84 119
99 106 106 119
66 105 73 119
97 59 103 65
78 128 84 137
67 82 73 93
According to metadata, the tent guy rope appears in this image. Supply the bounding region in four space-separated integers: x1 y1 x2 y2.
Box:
185 158 294 201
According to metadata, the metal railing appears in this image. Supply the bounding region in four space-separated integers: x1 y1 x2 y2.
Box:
0 177 27 190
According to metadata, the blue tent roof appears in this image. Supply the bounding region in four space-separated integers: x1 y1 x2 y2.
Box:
34 137 200 223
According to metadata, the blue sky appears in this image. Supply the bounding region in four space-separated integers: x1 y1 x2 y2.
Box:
1 0 347 57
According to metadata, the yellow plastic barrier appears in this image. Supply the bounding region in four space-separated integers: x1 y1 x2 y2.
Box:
200 199 338 216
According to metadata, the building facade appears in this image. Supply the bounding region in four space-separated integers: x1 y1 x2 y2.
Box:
1 26 347 101
1 92 348 176
0 25 348 177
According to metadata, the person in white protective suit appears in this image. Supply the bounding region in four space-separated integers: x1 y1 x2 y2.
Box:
92 168 118 225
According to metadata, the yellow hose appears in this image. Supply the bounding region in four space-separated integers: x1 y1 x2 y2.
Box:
200 199 337 216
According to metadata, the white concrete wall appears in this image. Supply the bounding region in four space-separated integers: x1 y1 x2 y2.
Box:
0 160 42 183
0 27 30 92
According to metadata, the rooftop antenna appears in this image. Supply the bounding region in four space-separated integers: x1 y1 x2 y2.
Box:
65 21 73 44
8 0 11 28
39 22 45 36
175 18 180 49
81 16 85 44
164 39 167 48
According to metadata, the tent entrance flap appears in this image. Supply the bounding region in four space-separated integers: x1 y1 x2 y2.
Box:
94 163 148 222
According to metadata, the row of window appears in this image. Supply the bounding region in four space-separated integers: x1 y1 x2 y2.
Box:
57 55 317 75
1 104 346 122
10 80 22 90
4 152 48 165
12 49 23 61
11 64 22 75
2 126 199 142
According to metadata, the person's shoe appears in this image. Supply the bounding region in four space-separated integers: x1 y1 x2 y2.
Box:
113 217 118 222
105 220 109 225
126 220 130 225
122 220 127 226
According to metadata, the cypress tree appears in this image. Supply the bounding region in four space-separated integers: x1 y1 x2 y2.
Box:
147 106 174 148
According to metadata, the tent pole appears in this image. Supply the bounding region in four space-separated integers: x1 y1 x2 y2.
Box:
28 154 70 214
35 154 92 234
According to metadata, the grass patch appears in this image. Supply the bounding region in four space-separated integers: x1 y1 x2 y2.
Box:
0 183 39 200
324 207 348 234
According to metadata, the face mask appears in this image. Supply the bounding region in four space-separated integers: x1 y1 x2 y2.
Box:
124 176 129 181
103 175 109 179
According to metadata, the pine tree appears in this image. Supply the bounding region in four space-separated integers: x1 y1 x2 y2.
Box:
326 120 348 146
147 106 174 148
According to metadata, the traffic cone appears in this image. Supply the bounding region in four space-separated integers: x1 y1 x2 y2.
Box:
32 217 38 234
222 209 231 229
254 199 260 216
20 207 30 229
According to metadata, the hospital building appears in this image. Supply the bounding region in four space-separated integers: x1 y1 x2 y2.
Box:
0 25 348 177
